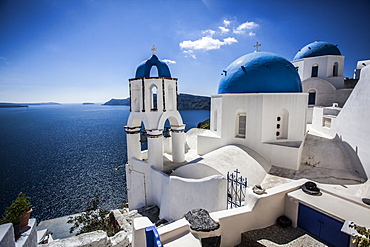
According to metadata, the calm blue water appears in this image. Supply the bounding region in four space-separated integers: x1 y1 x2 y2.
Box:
0 105 209 222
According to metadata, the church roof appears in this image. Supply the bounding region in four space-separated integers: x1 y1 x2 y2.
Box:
135 54 171 78
293 41 341 60
218 52 302 94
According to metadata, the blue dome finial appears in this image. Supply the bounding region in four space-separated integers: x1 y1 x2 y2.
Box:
135 49 172 78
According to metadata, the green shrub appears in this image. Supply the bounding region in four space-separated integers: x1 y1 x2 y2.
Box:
67 195 115 236
0 193 33 225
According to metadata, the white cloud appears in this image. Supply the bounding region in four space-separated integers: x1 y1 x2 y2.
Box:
202 29 216 36
233 21 259 34
218 26 230 33
248 32 256 36
183 50 196 59
162 59 176 64
223 20 231 26
180 36 238 51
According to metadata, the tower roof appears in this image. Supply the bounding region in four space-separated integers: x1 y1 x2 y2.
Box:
135 54 171 78
293 41 341 60
218 52 302 94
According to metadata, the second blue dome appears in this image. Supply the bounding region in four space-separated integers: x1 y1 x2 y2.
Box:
218 52 302 94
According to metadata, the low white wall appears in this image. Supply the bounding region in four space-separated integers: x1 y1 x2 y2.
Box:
211 179 306 247
156 179 306 247
128 158 227 221
0 223 14 247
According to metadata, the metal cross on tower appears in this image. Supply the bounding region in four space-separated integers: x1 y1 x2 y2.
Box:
254 42 261 52
151 45 157 55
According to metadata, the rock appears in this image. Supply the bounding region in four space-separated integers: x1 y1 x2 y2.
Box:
109 231 131 247
42 230 110 247
110 210 131 233
137 205 160 224
184 209 220 232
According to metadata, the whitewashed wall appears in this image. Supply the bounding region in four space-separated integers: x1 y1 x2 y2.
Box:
127 158 226 221
199 93 307 170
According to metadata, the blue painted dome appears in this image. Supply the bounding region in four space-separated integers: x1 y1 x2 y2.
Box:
293 41 341 60
135 55 171 78
218 52 302 94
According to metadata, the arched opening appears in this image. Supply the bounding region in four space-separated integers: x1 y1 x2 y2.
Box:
150 85 158 111
311 64 318 77
236 111 246 138
213 110 218 131
132 84 140 112
149 65 159 77
308 89 316 105
139 121 148 152
276 109 289 140
167 84 174 111
333 62 339 77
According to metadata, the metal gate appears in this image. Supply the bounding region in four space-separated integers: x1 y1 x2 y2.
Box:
227 169 248 209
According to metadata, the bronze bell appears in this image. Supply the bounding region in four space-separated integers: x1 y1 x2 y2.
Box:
163 127 171 138
140 131 147 143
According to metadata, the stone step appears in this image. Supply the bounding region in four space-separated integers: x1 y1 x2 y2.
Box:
234 225 327 247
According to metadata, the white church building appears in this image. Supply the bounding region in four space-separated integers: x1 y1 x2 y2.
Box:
126 43 370 247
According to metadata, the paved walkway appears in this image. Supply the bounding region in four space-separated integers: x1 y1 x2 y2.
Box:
236 224 327 247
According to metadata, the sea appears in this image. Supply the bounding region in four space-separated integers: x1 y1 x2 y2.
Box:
0 104 210 222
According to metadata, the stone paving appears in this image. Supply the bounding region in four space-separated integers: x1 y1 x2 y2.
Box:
235 224 327 247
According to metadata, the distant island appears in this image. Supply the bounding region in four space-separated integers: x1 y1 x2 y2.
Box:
82 103 95 105
0 103 28 108
0 102 61 108
103 93 211 110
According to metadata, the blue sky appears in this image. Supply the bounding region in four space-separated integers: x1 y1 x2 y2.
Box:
1 0 369 103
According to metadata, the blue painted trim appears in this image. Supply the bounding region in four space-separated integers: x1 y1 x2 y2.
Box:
135 55 171 78
145 226 162 247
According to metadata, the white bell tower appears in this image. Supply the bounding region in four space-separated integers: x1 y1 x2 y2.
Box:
125 47 185 171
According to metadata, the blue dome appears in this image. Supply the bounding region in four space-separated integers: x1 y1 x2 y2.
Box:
293 41 341 60
218 52 302 94
135 55 171 78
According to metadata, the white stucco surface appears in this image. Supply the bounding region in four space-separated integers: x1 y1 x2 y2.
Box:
173 145 269 186
0 223 15 247
334 65 370 178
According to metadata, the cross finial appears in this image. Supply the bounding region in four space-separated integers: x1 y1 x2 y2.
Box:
254 42 261 52
151 45 157 55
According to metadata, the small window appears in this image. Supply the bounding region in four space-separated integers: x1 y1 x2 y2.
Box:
308 89 316 105
276 109 289 140
333 62 338 77
150 85 158 111
311 64 318 77
237 113 246 138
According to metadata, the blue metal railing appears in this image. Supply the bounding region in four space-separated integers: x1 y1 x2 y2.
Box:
145 226 162 247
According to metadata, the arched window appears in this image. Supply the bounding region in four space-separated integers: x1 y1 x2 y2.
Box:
132 84 141 112
276 109 289 140
308 89 316 105
167 85 174 111
150 85 158 111
333 62 339 77
311 64 318 77
149 65 159 77
236 112 246 138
